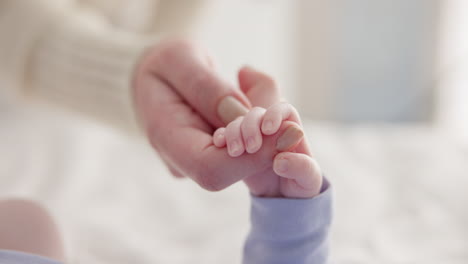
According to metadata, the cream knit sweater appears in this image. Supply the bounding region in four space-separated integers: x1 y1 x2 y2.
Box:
0 0 206 132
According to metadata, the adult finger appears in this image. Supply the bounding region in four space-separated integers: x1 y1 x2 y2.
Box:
237 66 281 108
146 39 251 127
167 164 186 178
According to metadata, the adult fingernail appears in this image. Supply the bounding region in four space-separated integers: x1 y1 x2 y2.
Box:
276 126 304 152
275 158 289 173
217 96 249 125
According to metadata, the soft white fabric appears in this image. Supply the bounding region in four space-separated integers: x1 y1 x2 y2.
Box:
437 0 468 146
0 0 206 132
0 107 466 264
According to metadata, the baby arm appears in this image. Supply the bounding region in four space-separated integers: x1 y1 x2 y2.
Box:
213 103 332 264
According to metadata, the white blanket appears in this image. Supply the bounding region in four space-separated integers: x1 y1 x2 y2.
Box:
0 106 467 264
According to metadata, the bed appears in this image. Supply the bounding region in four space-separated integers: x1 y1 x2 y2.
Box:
0 106 467 264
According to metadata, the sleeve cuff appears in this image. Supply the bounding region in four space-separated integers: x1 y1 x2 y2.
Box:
249 177 333 241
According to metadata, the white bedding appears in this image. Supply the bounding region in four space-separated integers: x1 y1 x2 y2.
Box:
0 106 467 264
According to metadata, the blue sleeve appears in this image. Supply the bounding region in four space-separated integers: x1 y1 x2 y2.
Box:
0 250 62 264
243 178 333 264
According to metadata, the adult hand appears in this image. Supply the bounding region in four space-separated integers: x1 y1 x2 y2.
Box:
132 38 252 190
132 39 306 192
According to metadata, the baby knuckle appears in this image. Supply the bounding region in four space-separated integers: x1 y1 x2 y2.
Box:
287 103 299 113
240 120 249 133
300 156 317 174
250 106 265 114
277 102 291 110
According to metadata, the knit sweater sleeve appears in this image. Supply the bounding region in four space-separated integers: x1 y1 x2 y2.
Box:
0 0 151 132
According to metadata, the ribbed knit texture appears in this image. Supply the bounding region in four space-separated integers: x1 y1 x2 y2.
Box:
0 0 207 133
29 10 150 132
0 1 67 98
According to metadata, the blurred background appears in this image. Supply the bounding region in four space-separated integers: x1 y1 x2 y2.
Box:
192 0 467 143
0 0 467 263
189 2 468 263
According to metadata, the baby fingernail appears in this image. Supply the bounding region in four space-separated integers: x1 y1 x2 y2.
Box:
229 140 242 156
275 158 289 173
276 126 304 152
263 120 273 133
246 137 257 153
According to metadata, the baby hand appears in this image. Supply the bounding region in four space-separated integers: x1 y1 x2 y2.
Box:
212 103 323 198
